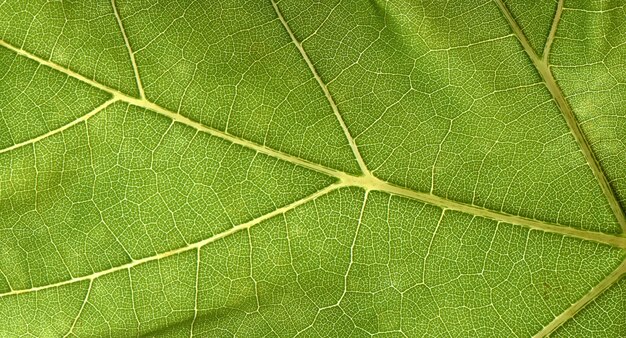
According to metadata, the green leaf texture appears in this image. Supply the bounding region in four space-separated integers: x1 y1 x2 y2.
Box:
1 0 625 336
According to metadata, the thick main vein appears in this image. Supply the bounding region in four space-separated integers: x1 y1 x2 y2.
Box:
346 175 626 249
0 39 343 179
0 183 343 299
1 39 624 250
494 0 626 233
270 0 371 176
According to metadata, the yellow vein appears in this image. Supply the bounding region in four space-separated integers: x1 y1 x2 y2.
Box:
345 175 626 249
2 38 624 249
271 0 371 176
111 0 145 99
534 259 626 337
122 95 346 179
63 279 93 338
493 0 543 65
0 39 343 178
0 98 116 154
542 0 564 61
494 0 626 233
0 40 120 95
0 183 342 299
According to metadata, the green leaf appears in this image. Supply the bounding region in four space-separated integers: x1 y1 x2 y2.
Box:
1 0 625 336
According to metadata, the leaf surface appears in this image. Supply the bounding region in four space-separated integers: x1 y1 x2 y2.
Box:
0 0 625 337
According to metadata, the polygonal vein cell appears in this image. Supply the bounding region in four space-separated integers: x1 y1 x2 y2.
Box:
0 45 111 151
275 0 622 233
0 100 336 295
111 0 363 175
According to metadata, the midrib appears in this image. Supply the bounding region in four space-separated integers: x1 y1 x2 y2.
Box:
0 38 624 250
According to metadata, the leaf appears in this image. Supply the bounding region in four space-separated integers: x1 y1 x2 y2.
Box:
0 0 625 336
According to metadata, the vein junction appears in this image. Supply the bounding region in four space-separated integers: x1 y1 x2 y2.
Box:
0 37 624 252
494 0 626 233
1 8 626 302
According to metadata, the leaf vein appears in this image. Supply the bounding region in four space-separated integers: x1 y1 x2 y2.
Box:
542 0 564 61
0 97 116 154
494 0 626 233
270 0 370 176
111 0 145 99
0 183 342 299
1 38 624 252
533 259 626 337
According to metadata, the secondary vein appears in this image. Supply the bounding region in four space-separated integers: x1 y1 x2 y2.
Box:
1 38 624 250
111 0 145 99
270 0 371 176
542 0 564 61
533 259 626 337
494 0 626 233
0 183 343 299
0 97 116 154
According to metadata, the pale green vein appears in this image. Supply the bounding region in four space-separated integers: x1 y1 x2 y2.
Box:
534 259 626 337
542 0 563 61
271 0 371 176
1 39 624 250
494 0 626 233
190 247 200 338
339 189 369 306
300 189 370 334
423 209 446 283
0 97 116 154
63 279 92 338
128 268 140 331
0 183 342 299
111 0 145 99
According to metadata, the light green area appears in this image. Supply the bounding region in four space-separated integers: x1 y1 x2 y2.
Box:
2 189 624 337
0 0 624 337
0 101 334 292
0 47 110 149
0 0 140 96
554 277 626 337
550 0 626 211
277 0 620 233
502 0 559 55
113 0 361 174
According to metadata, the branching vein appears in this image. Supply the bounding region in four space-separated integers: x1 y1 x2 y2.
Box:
543 0 564 61
494 0 626 233
0 37 624 254
0 3 624 336
0 97 116 154
63 279 92 338
270 0 371 176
